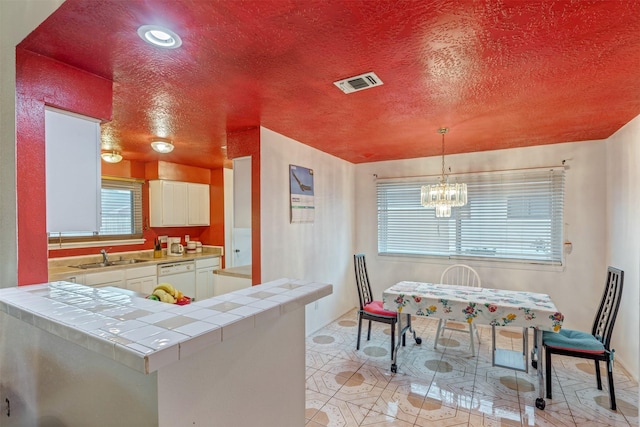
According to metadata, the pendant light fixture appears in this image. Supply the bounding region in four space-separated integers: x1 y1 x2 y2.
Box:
101 151 123 163
421 128 467 217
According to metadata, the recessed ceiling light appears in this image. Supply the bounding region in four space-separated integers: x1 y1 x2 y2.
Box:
137 25 182 49
151 140 174 153
101 151 123 163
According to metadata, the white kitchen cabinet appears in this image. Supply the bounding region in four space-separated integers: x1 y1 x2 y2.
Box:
149 180 188 227
59 272 85 284
149 180 210 227
84 269 125 288
188 183 210 225
125 265 157 295
45 107 101 233
195 257 220 301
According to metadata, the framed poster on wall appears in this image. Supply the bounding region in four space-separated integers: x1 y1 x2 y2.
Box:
289 164 314 223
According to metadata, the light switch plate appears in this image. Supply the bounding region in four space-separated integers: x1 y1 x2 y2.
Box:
185 235 190 242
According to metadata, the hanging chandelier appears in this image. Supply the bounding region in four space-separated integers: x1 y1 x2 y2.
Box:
420 128 467 217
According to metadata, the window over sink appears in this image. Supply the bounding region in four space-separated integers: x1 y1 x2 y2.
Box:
48 177 143 246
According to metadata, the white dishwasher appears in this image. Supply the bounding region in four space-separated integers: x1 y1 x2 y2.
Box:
157 260 196 299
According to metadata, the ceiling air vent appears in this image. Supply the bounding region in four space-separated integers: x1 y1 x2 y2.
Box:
333 72 383 94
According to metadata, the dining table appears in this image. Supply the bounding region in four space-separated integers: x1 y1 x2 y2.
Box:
383 281 564 410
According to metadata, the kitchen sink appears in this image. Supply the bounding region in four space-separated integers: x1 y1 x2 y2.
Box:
69 259 149 269
109 259 149 266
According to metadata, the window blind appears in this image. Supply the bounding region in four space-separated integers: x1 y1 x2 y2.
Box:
100 178 143 235
377 168 565 265
50 178 143 240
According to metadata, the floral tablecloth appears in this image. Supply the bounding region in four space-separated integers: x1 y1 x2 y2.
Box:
383 281 563 332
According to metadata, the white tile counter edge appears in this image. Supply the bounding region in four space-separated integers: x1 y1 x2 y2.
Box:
0 278 332 374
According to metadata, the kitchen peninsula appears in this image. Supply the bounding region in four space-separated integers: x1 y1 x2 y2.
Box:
0 278 332 426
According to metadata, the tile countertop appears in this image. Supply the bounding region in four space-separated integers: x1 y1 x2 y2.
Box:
0 278 332 374
214 264 252 279
48 246 223 281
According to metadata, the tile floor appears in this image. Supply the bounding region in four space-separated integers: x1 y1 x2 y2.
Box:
305 309 638 426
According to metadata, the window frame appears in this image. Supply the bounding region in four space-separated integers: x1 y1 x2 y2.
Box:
48 176 144 247
376 168 565 266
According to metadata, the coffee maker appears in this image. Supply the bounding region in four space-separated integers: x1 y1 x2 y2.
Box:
167 237 184 256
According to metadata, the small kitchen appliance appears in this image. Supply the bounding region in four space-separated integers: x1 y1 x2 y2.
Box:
168 237 184 256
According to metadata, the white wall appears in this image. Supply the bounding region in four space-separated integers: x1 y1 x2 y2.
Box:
0 0 64 287
353 139 640 378
260 127 356 333
606 114 640 381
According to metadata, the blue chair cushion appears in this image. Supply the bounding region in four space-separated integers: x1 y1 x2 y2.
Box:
543 329 605 354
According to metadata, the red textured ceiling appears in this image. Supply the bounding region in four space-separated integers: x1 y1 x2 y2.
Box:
18 0 640 169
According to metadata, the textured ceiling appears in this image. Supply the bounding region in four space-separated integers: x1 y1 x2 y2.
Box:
18 0 640 169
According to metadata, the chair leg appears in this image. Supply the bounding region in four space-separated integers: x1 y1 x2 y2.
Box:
402 314 410 346
401 315 406 346
545 347 552 399
468 323 475 357
356 313 363 350
434 319 443 349
607 359 617 410
595 360 602 390
367 320 372 341
390 320 395 360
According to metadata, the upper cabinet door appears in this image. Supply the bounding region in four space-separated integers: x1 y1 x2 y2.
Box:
188 183 210 226
45 108 101 233
149 180 188 227
162 181 188 226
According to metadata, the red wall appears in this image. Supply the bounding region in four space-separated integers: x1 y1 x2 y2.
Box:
16 49 112 285
17 50 226 284
198 168 226 266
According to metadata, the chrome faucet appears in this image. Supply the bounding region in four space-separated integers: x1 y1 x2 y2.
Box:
100 249 110 264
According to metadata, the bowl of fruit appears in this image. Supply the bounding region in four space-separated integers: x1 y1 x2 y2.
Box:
146 283 191 305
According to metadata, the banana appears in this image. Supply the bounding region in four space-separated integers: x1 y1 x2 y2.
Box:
175 290 183 299
152 288 176 303
153 288 168 298
154 283 175 296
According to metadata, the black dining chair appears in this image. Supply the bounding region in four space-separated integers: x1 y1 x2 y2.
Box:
354 253 411 360
543 266 624 410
